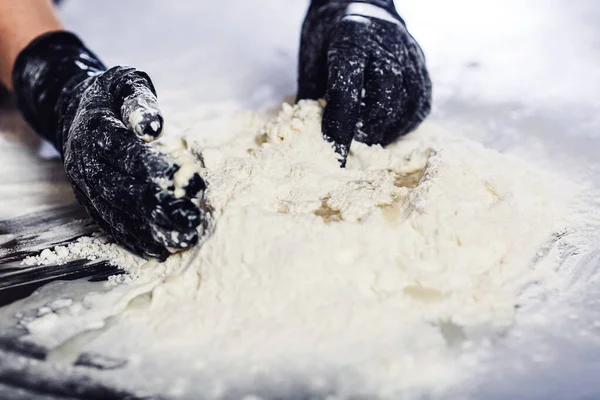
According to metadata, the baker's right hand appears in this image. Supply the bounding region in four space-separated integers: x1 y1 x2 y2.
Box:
13 32 208 261
298 0 432 166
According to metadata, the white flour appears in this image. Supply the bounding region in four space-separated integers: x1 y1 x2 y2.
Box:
22 234 143 268
20 100 573 397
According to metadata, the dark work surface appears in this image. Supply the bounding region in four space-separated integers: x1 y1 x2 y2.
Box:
0 205 140 399
0 204 122 307
0 351 156 400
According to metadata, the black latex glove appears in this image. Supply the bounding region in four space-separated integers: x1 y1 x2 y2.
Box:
298 0 432 166
13 31 208 261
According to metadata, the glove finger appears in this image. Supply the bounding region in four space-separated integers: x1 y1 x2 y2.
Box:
108 67 164 142
323 39 366 166
103 207 197 261
383 36 432 145
87 183 200 259
104 215 173 261
153 192 203 232
85 160 202 232
84 185 199 254
182 172 206 199
71 184 170 260
148 222 199 253
356 57 403 146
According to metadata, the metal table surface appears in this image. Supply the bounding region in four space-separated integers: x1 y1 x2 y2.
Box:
1 0 600 398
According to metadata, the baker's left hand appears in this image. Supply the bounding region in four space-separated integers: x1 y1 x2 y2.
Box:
297 0 432 166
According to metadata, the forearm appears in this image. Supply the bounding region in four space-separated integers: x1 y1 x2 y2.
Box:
0 0 62 89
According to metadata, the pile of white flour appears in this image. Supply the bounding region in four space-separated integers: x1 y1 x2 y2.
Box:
21 101 572 397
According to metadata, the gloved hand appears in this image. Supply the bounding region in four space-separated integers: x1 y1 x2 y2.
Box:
298 0 432 166
12 31 208 261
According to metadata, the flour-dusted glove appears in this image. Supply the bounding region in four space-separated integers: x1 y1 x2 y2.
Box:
298 0 432 165
12 31 207 261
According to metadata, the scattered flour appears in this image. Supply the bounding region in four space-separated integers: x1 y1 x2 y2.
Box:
22 234 144 269
20 101 573 397
20 234 192 285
